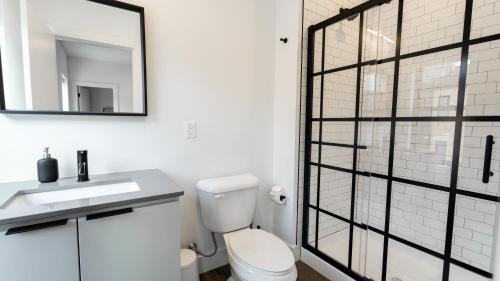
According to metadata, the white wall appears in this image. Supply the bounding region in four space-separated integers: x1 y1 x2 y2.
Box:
67 57 133 112
272 0 303 245
0 0 305 272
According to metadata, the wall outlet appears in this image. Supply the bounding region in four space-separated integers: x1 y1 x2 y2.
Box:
185 122 197 139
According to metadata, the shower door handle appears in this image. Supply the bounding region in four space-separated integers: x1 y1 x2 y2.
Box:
482 135 495 184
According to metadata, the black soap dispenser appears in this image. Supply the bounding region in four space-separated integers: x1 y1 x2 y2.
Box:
37 147 59 183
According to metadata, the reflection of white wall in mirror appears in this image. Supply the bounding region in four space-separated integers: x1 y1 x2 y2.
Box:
56 40 70 110
78 86 90 112
89 88 114 113
72 81 119 113
60 74 69 111
21 0 60 110
0 0 26 109
27 0 143 112
68 57 130 112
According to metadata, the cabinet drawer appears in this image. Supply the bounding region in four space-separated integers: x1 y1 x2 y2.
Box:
0 219 80 281
78 202 181 281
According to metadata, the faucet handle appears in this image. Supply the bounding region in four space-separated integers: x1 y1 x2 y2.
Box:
77 150 89 182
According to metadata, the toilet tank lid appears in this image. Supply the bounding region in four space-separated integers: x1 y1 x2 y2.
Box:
196 174 259 193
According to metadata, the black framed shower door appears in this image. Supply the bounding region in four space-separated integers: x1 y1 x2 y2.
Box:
302 0 500 280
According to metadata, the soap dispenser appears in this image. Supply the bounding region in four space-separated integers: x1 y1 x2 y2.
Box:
37 147 59 183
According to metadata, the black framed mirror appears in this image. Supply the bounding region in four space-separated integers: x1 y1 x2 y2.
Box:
0 0 147 116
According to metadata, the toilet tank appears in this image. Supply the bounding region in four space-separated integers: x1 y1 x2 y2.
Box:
196 174 259 233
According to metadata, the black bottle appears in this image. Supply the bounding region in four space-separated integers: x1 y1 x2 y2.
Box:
37 147 59 183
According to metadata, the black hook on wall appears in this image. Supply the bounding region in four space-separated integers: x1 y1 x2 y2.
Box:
280 38 288 44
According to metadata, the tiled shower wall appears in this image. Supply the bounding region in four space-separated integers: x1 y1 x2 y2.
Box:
299 0 500 274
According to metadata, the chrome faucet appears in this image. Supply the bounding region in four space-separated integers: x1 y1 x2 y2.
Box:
77 150 89 182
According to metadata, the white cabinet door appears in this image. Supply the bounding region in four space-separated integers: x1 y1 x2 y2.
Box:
78 202 181 281
0 219 80 281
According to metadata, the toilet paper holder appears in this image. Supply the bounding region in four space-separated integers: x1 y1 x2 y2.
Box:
270 186 287 204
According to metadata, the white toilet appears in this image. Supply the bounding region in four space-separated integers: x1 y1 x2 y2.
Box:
196 174 297 281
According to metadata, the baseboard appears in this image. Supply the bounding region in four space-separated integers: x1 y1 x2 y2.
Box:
196 245 228 274
300 247 353 281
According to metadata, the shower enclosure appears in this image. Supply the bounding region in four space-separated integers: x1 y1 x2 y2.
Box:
302 0 500 280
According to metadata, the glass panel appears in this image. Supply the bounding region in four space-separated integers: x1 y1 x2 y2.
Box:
401 0 465 54
322 122 355 144
470 0 500 39
321 146 353 169
313 29 324 73
464 40 500 116
323 69 358 118
321 122 354 169
390 182 448 253
363 1 398 61
319 168 352 219
361 63 394 118
459 122 500 196
324 15 360 70
452 195 498 273
307 208 317 247
450 264 491 281
312 76 322 118
398 49 461 117
312 122 320 142
358 122 391 175
352 227 384 281
355 176 387 231
317 213 349 267
309 165 318 207
386 239 444 281
311 144 319 163
394 122 455 187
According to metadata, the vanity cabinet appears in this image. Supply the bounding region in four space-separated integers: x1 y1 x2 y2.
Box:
78 202 180 281
0 201 181 281
0 219 80 281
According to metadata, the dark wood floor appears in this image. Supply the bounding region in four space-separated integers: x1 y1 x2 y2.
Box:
200 261 329 281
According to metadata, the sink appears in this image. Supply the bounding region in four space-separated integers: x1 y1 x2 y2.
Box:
2 181 141 209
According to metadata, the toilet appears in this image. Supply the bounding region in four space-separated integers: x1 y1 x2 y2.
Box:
196 174 297 281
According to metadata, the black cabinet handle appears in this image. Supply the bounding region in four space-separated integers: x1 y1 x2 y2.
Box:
483 135 495 183
86 208 133 221
5 219 68 235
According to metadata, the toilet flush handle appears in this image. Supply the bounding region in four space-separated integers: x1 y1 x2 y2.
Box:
213 194 225 199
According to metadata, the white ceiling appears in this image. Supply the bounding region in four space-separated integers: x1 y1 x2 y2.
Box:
59 40 132 65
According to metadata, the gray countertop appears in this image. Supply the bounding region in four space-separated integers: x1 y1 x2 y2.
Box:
0 169 184 227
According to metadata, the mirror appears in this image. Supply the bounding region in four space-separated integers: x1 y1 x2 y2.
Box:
0 0 147 115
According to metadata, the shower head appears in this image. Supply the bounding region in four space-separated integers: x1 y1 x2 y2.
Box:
339 7 360 21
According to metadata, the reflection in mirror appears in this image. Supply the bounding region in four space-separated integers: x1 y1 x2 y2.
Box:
0 0 146 115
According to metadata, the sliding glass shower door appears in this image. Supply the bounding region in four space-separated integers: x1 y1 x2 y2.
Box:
303 0 500 281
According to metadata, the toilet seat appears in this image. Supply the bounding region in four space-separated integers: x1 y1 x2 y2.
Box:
224 229 297 281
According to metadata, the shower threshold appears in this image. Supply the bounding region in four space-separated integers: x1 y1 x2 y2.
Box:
316 228 489 281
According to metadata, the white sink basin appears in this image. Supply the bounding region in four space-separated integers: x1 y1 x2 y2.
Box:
4 181 141 209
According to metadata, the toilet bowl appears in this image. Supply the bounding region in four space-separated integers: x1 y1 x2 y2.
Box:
223 228 297 281
196 174 297 281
